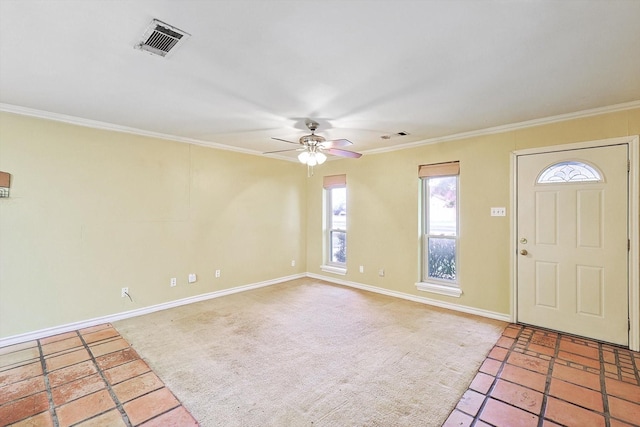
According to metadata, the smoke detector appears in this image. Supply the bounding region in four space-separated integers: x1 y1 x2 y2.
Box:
135 19 190 58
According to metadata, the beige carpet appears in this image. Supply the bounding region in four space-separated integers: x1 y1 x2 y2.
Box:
114 278 506 426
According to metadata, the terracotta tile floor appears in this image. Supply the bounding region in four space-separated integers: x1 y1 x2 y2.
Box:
0 324 197 426
445 324 640 427
2 322 639 426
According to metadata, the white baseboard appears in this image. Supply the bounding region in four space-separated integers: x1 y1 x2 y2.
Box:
0 273 305 348
307 273 512 323
1 272 510 348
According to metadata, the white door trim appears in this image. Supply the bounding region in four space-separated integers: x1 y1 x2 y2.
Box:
510 135 639 351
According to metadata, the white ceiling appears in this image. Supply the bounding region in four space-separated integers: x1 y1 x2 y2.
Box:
1 0 639 160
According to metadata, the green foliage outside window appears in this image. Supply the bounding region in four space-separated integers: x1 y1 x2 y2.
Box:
333 232 346 263
428 238 456 281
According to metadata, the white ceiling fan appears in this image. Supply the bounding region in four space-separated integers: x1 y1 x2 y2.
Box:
264 120 362 171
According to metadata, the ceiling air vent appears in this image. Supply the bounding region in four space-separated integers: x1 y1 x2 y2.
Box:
135 19 190 58
381 132 410 140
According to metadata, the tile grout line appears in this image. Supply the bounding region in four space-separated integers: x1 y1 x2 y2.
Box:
536 328 560 427
599 342 611 427
105 327 187 425
622 346 640 385
76 330 133 427
132 401 182 426
109 324 198 425
2 326 199 426
614 347 621 383
469 325 522 426
443 324 640 427
37 338 59 427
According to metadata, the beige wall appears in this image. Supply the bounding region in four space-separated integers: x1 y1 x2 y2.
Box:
1 108 638 339
0 113 307 338
305 108 640 316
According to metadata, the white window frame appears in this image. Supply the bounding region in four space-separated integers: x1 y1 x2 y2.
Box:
321 180 347 275
416 165 461 297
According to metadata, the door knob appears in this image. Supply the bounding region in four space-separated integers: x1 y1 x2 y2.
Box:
520 249 528 255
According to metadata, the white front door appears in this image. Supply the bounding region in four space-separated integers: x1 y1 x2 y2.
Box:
517 144 629 346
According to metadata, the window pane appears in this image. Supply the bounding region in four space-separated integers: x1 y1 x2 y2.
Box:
428 176 457 236
331 231 347 263
537 161 602 184
331 187 347 230
428 238 456 281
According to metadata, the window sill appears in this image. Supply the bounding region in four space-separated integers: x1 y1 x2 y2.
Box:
320 265 347 276
416 281 462 298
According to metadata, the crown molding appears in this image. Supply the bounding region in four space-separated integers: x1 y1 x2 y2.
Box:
361 100 640 156
3 100 639 160
0 103 297 163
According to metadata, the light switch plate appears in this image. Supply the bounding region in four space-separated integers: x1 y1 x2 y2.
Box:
491 207 506 216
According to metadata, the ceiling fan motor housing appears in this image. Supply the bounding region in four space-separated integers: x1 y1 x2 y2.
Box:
300 134 326 146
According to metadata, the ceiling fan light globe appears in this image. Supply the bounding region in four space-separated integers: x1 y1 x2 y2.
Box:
298 151 310 164
307 153 318 166
316 152 327 164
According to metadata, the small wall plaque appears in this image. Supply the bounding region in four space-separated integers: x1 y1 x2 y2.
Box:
0 171 11 198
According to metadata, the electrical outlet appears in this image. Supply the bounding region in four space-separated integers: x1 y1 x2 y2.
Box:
188 273 197 283
215 269 221 278
121 287 129 298
359 265 364 273
378 269 385 277
491 207 506 216
170 278 177 287
291 260 296 267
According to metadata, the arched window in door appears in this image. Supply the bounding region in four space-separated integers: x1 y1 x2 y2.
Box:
536 160 603 184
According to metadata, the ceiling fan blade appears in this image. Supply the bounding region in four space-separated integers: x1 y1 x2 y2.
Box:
321 138 353 148
271 137 300 145
263 148 304 154
326 148 362 158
